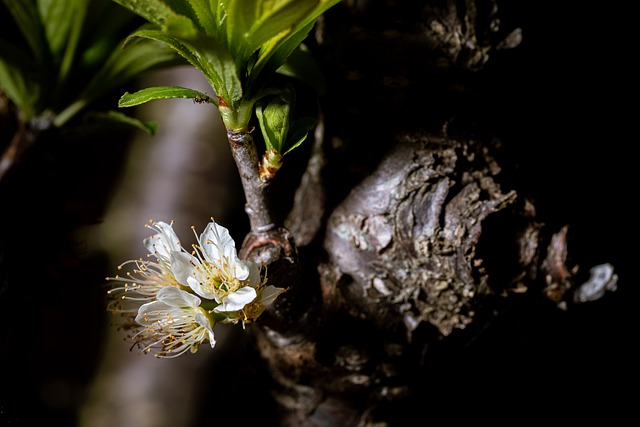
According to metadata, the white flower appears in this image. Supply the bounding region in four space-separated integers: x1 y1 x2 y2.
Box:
226 284 287 325
133 286 215 358
171 220 263 312
107 220 182 314
213 286 257 312
143 220 182 266
107 218 285 358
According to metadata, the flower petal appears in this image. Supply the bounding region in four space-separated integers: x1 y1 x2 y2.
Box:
245 262 263 287
200 221 238 264
170 251 198 285
156 286 201 308
226 258 249 281
187 276 217 301
213 286 257 312
135 299 168 325
194 312 216 348
258 285 286 307
144 221 181 261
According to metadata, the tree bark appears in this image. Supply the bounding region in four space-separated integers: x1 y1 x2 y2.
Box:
239 1 623 425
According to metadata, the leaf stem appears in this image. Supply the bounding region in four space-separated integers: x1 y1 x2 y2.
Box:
54 99 87 127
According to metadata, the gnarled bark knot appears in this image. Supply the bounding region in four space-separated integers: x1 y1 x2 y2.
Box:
324 132 517 337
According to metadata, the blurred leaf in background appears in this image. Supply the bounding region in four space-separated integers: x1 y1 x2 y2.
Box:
0 0 186 180
0 1 187 425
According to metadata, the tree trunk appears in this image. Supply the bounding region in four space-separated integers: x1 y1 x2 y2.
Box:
237 1 629 425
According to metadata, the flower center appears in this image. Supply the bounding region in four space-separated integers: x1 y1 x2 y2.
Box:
202 258 242 297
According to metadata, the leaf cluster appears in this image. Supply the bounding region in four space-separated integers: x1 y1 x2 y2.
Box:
114 0 340 161
0 0 183 131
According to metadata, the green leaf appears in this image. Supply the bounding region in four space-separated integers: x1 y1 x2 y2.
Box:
110 37 182 80
224 0 258 58
210 0 229 38
85 110 158 134
81 36 183 103
68 110 158 135
260 0 341 71
255 86 294 152
111 1 201 39
1 0 45 60
245 0 318 58
224 0 320 70
58 0 90 82
190 34 243 104
283 116 316 155
247 18 313 91
255 85 317 156
126 28 238 102
118 86 214 107
274 43 325 93
184 0 217 35
111 0 177 28
54 37 183 126
38 0 80 60
75 2 142 70
0 39 39 118
163 14 198 38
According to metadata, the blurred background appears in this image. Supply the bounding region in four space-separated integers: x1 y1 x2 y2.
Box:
76 66 245 427
0 65 266 426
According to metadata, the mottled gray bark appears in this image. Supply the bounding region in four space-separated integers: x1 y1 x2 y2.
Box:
239 1 619 425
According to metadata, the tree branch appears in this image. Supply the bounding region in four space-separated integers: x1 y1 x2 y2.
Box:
226 128 275 233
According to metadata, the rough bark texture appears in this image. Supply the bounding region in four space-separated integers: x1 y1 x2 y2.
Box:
238 1 627 425
324 133 517 337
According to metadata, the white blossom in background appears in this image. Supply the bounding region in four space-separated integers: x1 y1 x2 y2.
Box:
107 219 286 358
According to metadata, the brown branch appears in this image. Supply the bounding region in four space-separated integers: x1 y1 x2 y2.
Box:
227 128 301 273
226 128 276 233
0 111 54 183
0 121 27 182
